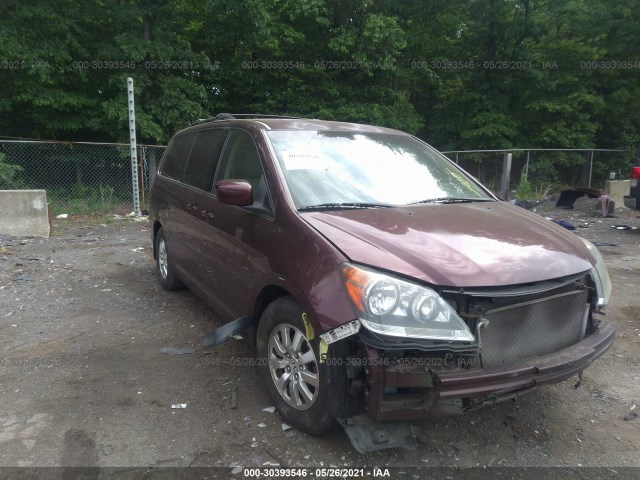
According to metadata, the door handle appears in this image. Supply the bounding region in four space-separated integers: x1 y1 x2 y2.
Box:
186 202 198 213
200 210 214 220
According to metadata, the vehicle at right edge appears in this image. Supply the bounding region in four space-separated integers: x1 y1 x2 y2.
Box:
624 148 640 210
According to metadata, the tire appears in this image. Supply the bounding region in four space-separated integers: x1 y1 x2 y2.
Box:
155 227 184 291
257 296 335 435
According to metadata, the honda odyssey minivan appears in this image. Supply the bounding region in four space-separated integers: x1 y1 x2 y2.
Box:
149 114 615 436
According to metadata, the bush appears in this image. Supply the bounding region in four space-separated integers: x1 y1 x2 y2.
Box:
0 152 25 189
515 173 533 200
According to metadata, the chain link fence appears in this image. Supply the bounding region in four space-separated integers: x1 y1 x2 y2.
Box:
0 139 165 215
443 148 634 198
1 139 634 214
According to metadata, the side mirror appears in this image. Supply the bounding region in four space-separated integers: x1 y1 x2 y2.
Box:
215 179 253 206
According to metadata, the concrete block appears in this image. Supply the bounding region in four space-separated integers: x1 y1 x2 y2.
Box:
604 180 631 207
0 190 50 238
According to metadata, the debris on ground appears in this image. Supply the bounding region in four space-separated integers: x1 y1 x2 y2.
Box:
281 423 292 431
610 224 637 230
552 219 576 230
556 188 601 208
262 406 276 413
623 402 638 421
599 194 615 217
56 214 69 219
171 404 187 409
512 199 548 211
13 273 30 283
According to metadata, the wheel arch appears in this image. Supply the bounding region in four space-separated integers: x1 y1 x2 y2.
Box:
249 284 321 347
253 285 291 322
152 221 162 259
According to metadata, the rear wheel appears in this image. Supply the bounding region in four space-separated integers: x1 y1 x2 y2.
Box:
155 228 184 291
257 297 335 435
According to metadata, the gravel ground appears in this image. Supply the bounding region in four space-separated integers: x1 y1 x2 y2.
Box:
0 200 639 476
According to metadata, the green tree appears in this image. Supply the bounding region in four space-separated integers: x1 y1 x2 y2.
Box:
0 0 208 144
1 0 639 173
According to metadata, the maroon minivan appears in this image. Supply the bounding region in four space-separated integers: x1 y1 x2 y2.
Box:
149 114 615 437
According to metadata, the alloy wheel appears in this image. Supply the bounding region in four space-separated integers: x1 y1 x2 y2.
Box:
268 323 319 410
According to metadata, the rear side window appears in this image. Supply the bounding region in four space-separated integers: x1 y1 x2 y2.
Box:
161 133 195 180
183 129 227 191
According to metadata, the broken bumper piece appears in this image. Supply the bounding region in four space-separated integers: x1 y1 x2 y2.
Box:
320 319 360 344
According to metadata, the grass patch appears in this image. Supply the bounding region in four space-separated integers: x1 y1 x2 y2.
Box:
47 184 134 216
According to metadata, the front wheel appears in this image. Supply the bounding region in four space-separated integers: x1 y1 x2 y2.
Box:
257 297 335 435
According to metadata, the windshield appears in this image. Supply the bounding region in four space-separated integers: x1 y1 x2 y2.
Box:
266 130 491 209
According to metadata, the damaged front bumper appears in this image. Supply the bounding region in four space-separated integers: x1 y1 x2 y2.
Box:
333 321 616 422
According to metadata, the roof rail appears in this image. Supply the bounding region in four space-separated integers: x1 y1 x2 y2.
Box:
192 113 300 125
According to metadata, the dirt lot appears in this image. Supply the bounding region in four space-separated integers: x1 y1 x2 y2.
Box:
0 200 639 476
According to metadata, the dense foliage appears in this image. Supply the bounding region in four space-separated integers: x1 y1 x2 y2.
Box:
1 0 639 154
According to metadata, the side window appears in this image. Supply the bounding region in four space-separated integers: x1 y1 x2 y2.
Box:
161 133 194 180
216 130 271 212
183 129 227 191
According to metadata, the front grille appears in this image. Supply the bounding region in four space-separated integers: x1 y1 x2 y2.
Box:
479 289 589 368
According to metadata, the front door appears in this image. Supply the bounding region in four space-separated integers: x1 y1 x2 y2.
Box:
196 129 274 320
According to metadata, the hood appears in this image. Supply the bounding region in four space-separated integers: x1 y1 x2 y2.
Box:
301 201 594 288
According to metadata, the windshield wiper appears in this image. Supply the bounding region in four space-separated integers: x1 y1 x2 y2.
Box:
413 197 494 204
298 202 393 211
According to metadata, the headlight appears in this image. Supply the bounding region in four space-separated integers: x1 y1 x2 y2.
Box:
578 237 612 308
340 263 475 342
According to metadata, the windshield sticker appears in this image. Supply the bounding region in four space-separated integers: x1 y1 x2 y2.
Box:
282 151 331 170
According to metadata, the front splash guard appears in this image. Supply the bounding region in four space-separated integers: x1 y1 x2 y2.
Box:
337 415 419 453
202 315 257 349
